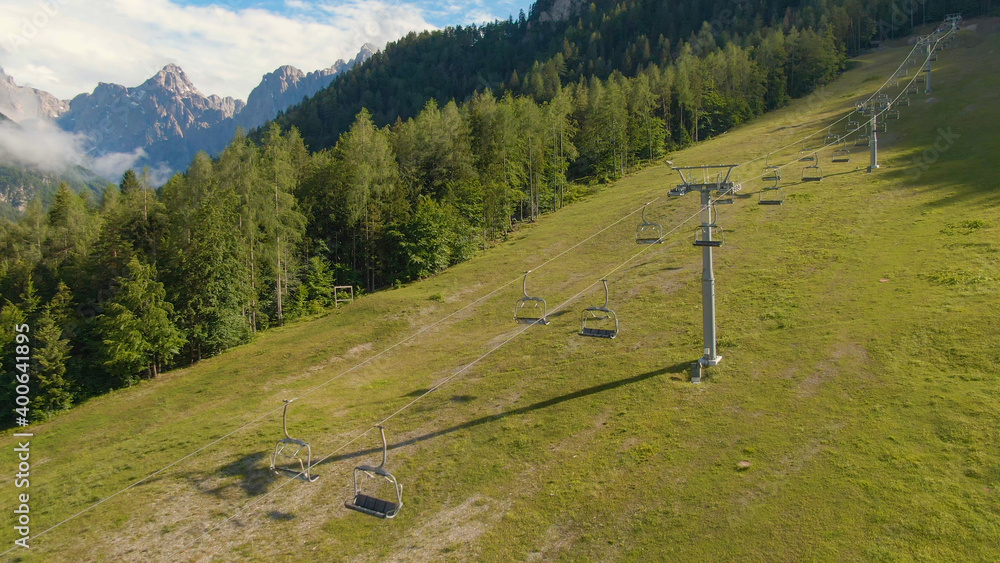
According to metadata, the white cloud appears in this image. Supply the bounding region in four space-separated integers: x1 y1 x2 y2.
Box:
0 118 172 183
0 118 85 173
89 147 146 180
0 0 436 100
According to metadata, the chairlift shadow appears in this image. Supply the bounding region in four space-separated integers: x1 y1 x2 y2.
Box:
315 363 687 468
268 511 296 521
195 451 272 498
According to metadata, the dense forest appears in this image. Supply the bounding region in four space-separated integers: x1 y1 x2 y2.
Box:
273 0 986 150
0 0 991 421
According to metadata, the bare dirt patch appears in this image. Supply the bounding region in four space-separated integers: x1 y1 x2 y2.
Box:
385 496 507 562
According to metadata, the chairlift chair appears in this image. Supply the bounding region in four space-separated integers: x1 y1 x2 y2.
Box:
801 156 823 182
758 186 785 206
270 399 319 483
693 225 724 247
907 85 919 94
762 154 781 182
916 74 926 84
832 148 851 163
898 96 910 107
714 175 737 204
514 271 549 325
580 279 619 339
846 120 860 131
345 426 403 519
635 203 663 244
854 133 870 147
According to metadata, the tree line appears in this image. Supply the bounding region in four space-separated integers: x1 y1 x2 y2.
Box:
1 15 853 421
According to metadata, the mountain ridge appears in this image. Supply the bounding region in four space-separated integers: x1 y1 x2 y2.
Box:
0 43 378 179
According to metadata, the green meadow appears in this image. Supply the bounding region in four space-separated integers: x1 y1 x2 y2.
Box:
2 22 999 562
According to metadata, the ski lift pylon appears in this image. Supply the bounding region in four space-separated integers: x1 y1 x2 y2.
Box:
270 399 319 482
514 271 549 325
580 279 619 339
635 203 663 244
345 425 403 519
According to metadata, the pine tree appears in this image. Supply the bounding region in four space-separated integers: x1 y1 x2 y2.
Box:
98 257 185 385
33 286 74 418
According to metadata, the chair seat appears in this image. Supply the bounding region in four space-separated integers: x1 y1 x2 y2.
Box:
346 494 398 518
581 328 617 338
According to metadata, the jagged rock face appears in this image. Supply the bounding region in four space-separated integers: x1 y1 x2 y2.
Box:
0 67 69 122
58 64 244 160
3 44 377 176
535 0 583 23
236 44 376 131
236 63 341 130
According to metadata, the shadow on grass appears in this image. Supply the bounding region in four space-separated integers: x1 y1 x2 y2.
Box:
188 451 272 498
317 361 690 467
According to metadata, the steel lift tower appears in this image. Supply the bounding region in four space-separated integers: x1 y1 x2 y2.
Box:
669 165 739 382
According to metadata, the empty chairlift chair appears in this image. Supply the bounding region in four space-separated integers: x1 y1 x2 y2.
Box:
513 271 549 325
832 148 851 163
758 185 785 205
580 279 619 339
898 96 910 107
801 154 823 182
694 205 723 247
345 426 403 519
855 127 871 147
270 399 319 482
824 128 841 146
762 154 781 183
635 203 663 244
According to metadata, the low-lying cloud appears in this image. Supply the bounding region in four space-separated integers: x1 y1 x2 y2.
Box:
0 117 85 173
0 117 171 183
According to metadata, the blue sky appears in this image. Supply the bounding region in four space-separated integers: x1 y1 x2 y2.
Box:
0 0 534 100
169 0 533 28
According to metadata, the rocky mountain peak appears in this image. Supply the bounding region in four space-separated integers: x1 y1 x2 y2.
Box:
144 64 201 97
0 67 69 122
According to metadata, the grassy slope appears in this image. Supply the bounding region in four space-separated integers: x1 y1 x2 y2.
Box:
3 23 999 562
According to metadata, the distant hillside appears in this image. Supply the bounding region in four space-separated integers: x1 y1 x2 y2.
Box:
0 163 106 218
273 0 960 151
